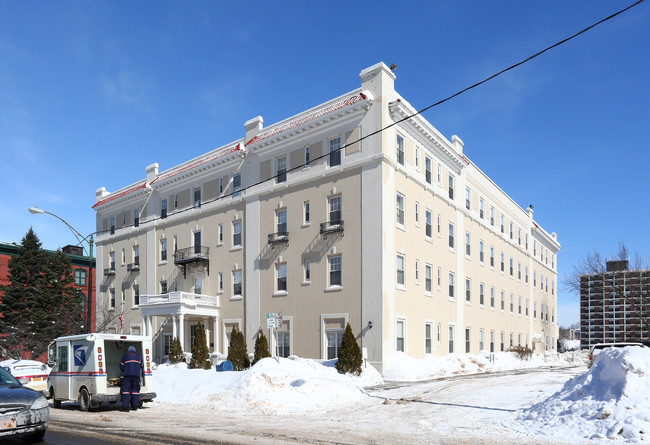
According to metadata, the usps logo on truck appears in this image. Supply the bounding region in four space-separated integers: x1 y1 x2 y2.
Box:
74 345 86 366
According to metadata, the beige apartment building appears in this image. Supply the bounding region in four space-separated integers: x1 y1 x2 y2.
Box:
92 62 560 373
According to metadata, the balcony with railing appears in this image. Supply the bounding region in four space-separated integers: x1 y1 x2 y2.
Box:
268 231 289 246
174 246 209 278
320 219 344 237
104 267 116 276
139 291 220 316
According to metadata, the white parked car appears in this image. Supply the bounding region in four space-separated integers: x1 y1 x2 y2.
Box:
0 359 51 394
588 342 645 367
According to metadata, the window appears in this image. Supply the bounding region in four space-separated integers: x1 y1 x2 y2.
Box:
509 222 513 239
396 135 404 165
518 228 521 245
518 296 522 314
500 291 505 311
465 278 471 303
465 188 471 210
218 272 223 292
110 216 116 235
396 193 405 226
479 241 484 263
109 251 115 270
161 199 167 219
134 208 140 227
425 157 432 184
500 332 505 352
500 215 504 234
534 302 537 319
479 329 484 351
305 146 310 165
277 209 287 233
276 155 287 183
233 172 242 197
193 231 201 254
526 300 529 316
174 193 178 210
233 221 242 246
479 199 484 219
276 330 290 358
161 281 167 294
448 175 454 200
437 215 441 236
329 195 342 223
415 202 419 225
490 247 495 268
490 207 494 226
490 330 495 353
415 146 420 169
304 259 311 282
509 258 513 276
304 201 310 224
396 320 405 352
414 260 419 284
219 177 223 194
425 323 432 354
437 164 442 185
525 234 529 250
194 187 201 209
500 252 505 273
160 239 167 262
329 256 342 287
276 263 287 292
133 284 140 306
396 254 405 287
437 323 442 345
518 262 521 280
218 224 223 244
479 283 485 306
74 269 87 286
510 294 514 313
437 267 441 289
465 232 471 257
490 287 495 309
233 270 242 296
425 264 432 294
465 328 471 353
425 210 432 238
327 331 343 359
194 277 202 295
448 223 454 249
110 288 115 309
448 325 455 353
329 137 341 166
448 272 455 299
510 333 514 348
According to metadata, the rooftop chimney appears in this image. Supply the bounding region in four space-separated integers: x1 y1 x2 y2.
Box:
146 163 159 183
451 135 464 155
245 116 264 144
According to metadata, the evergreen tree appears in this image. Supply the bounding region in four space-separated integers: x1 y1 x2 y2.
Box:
168 337 184 364
252 330 271 365
189 323 211 369
0 229 84 359
227 326 250 370
336 323 363 376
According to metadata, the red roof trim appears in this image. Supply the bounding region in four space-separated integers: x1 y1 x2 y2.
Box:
151 143 242 185
92 182 148 209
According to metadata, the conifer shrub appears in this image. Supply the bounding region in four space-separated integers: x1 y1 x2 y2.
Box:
168 337 184 364
508 345 533 361
189 323 211 369
336 323 363 376
252 330 271 365
227 326 250 370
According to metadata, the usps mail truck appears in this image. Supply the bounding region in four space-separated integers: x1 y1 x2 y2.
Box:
47 333 156 411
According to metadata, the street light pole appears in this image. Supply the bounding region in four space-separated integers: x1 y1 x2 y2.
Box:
28 206 95 333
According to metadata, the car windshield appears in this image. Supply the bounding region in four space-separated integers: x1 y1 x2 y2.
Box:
0 366 21 386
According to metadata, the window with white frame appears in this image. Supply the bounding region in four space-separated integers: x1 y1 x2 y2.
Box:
425 264 432 294
500 290 505 311
448 175 454 200
415 202 419 225
526 299 529 317
233 270 242 296
479 240 484 263
109 251 115 270
160 239 167 262
465 232 471 257
479 329 484 351
194 277 202 295
437 323 442 345
415 146 420 169
329 255 342 287
414 260 419 284
510 294 514 313
276 154 287 183
304 259 311 282
448 325 455 353
133 245 140 266
437 164 442 185
465 327 471 353
490 330 495 353
305 146 310 165
448 272 455 299
465 278 471 303
479 198 484 219
194 187 201 209
425 210 432 238
275 328 290 358
425 323 432 354
233 172 242 197
75 269 87 286
509 222 513 239
329 195 342 223
218 223 223 244
110 288 115 308
233 221 242 246
396 319 405 352
490 247 495 268
448 223 454 249
276 263 287 293
425 156 432 184
509 258 513 276
329 137 341 166
500 252 505 272
437 267 441 289
490 286 495 308
277 209 287 234
304 201 310 224
219 177 223 194
518 262 521 280
396 134 404 165
500 332 505 352
500 214 504 233
326 329 344 360
465 188 471 210
490 207 494 226
218 272 223 292
518 296 522 314
396 193 405 227
437 215 441 236
479 283 485 306
161 199 167 219
133 284 140 306
396 254 405 287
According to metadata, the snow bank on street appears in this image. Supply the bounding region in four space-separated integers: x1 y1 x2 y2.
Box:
513 346 650 443
154 357 381 413
382 350 578 381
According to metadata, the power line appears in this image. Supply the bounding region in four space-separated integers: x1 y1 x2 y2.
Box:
110 0 645 231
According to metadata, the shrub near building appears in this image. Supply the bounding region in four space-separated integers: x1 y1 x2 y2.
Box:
336 323 362 376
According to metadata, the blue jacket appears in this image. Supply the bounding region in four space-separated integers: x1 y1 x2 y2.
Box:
120 351 143 377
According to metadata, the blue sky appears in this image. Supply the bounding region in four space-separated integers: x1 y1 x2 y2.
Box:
1 1 648 327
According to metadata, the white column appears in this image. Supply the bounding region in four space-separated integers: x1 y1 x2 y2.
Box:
203 317 210 352
142 314 147 336
179 314 185 350
213 317 219 354
172 315 177 339
146 316 153 338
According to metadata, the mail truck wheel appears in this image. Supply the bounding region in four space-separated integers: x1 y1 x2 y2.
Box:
50 387 61 408
79 388 91 412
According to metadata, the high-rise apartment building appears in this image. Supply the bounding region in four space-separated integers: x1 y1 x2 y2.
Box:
580 260 650 348
92 62 560 373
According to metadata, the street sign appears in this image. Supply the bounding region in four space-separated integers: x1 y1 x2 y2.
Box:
266 312 276 329
276 312 283 328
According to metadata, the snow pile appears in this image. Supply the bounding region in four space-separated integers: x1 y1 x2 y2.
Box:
514 346 650 442
154 357 382 413
383 350 571 381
